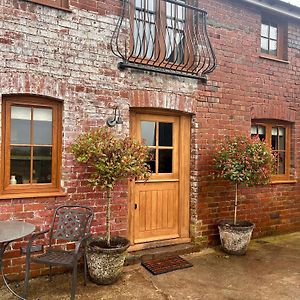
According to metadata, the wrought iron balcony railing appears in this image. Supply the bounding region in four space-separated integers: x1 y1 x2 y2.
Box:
111 0 217 81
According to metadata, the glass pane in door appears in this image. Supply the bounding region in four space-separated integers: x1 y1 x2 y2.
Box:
158 149 172 173
159 122 173 146
140 118 175 175
141 121 156 146
146 148 156 173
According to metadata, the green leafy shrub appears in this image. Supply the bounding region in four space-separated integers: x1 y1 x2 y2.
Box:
71 127 151 244
213 134 276 224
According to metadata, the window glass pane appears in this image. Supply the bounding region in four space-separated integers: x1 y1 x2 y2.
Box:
269 40 277 56
11 106 31 144
177 20 184 31
165 0 186 64
134 0 156 58
10 146 31 184
135 0 142 9
147 0 155 12
269 25 277 40
251 125 258 136
272 127 278 150
158 149 172 173
166 2 172 17
150 23 156 57
261 37 269 53
146 148 156 173
272 127 278 135
33 147 52 183
141 121 156 146
133 16 144 57
33 108 53 145
279 127 286 150
145 21 155 59
165 30 185 64
258 125 266 140
177 3 186 21
251 125 266 140
165 27 174 60
261 23 269 38
278 152 285 174
177 31 185 64
159 122 173 146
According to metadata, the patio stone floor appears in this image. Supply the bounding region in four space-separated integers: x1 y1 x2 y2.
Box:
1 232 299 299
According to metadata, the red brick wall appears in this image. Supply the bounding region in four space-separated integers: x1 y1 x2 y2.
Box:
0 0 299 279
194 0 300 244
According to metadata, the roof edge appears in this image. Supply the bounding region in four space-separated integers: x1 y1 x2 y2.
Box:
239 0 300 20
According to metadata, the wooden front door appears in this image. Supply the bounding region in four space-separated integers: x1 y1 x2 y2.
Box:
130 112 190 247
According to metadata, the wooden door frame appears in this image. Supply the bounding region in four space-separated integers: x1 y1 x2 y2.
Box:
129 109 191 251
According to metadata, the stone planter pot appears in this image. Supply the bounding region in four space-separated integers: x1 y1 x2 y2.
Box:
218 220 255 255
86 236 130 285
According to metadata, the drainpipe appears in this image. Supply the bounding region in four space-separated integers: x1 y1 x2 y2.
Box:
240 0 300 20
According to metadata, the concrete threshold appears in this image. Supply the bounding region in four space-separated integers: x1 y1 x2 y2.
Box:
125 243 202 265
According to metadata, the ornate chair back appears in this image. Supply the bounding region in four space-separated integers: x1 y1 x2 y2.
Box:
49 205 94 247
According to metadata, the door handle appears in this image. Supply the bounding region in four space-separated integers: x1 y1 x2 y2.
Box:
134 203 138 209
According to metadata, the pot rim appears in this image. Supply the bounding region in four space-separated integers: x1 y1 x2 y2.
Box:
87 236 130 254
218 220 255 230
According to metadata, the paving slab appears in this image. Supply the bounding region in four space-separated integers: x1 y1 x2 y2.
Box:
1 232 299 300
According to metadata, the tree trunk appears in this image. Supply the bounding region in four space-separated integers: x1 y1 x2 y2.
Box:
234 183 238 225
106 188 112 245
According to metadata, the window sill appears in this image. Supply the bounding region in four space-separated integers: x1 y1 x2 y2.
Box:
0 191 67 200
270 180 297 185
23 0 72 12
259 54 289 64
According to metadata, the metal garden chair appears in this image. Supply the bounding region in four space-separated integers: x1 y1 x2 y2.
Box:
24 205 94 300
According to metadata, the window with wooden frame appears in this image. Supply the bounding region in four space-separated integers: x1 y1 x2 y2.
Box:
139 117 178 176
112 0 216 79
1 96 62 196
260 15 287 60
27 0 69 10
132 0 190 67
251 121 291 181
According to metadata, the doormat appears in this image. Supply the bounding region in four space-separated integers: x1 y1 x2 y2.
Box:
141 255 193 275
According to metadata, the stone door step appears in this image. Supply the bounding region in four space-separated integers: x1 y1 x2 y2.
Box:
125 243 201 266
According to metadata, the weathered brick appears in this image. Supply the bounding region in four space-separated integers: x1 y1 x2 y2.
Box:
0 0 299 279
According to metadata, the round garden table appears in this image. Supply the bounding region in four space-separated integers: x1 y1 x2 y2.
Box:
0 221 35 299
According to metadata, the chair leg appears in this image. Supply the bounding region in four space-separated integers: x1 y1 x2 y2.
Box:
83 254 87 286
24 254 31 298
71 264 78 300
49 266 52 282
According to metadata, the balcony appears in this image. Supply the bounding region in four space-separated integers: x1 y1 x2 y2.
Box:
111 0 217 81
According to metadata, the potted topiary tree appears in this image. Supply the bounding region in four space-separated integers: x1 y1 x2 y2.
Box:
71 127 150 284
213 134 276 255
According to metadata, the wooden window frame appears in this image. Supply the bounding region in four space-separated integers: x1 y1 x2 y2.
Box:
135 114 179 181
26 0 70 10
260 14 287 61
130 0 194 70
1 95 62 197
251 120 291 181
